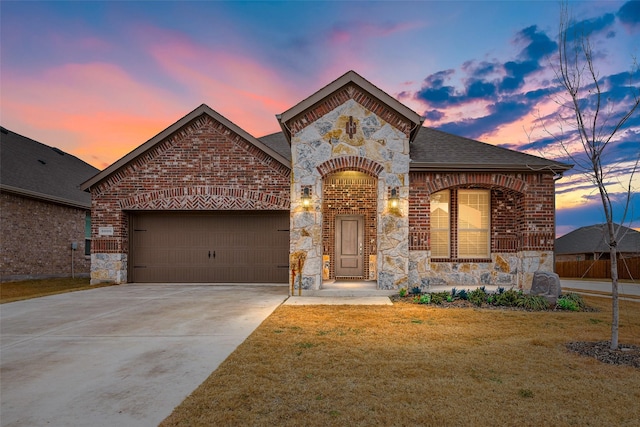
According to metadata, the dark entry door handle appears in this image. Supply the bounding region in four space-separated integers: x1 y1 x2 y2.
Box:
208 251 211 259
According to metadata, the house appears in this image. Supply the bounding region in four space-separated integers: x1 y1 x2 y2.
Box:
81 71 571 290
556 223 640 261
0 127 99 281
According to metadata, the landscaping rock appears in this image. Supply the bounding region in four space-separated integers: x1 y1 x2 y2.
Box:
530 271 562 304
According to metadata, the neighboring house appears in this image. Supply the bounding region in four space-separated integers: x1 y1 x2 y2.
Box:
82 71 571 290
0 127 99 281
556 223 640 261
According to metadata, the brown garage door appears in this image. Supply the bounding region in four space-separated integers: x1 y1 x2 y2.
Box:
129 212 289 283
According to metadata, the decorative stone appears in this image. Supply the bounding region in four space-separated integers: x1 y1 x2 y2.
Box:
530 271 562 304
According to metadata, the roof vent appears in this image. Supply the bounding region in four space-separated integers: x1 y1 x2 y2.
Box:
38 159 47 165
51 147 65 156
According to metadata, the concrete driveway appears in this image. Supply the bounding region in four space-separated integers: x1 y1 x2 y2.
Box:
1 284 288 427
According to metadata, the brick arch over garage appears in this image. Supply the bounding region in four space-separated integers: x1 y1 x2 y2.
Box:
317 156 384 178
119 185 290 211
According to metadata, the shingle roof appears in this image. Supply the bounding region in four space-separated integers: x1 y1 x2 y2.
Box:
410 127 572 172
258 132 291 162
555 223 640 255
1 127 99 208
257 126 572 173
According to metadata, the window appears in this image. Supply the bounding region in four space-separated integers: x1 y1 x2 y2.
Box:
458 190 490 258
85 213 91 256
430 190 450 257
429 189 490 259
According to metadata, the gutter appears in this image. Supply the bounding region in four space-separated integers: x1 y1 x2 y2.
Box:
0 184 91 210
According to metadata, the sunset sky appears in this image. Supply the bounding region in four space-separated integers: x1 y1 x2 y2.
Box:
1 0 638 236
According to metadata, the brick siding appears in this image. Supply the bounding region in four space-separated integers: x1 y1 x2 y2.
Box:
90 114 291 257
408 171 555 255
1 192 90 280
322 171 377 279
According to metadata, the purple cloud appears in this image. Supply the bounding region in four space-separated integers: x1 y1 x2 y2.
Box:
617 1 640 28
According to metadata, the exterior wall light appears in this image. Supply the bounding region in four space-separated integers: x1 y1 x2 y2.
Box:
389 187 399 209
301 186 311 208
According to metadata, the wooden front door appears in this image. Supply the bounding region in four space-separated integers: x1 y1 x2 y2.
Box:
335 215 364 277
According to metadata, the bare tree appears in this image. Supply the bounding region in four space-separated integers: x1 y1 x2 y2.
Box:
550 3 639 349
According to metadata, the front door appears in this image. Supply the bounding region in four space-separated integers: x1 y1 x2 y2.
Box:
335 215 364 277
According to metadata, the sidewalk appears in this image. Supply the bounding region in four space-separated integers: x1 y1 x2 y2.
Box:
561 279 640 299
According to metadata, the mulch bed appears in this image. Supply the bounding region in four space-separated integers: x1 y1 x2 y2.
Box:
566 341 640 368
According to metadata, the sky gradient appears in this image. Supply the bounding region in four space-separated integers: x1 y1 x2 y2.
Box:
1 0 639 236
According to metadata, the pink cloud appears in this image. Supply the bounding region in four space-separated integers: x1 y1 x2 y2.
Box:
1 62 184 168
144 33 302 135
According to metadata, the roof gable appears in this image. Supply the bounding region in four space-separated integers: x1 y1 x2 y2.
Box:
0 127 98 208
81 104 290 191
276 70 423 144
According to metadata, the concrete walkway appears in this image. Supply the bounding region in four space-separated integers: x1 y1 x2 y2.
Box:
560 279 640 299
0 284 288 427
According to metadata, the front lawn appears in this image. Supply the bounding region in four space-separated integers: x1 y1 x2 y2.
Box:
161 296 640 426
0 277 114 303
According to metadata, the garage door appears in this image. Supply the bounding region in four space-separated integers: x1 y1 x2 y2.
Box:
129 212 289 283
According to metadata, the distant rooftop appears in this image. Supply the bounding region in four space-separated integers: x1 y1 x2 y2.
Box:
556 223 640 255
1 127 99 208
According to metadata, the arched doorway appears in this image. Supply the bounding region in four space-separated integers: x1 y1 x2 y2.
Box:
322 171 377 281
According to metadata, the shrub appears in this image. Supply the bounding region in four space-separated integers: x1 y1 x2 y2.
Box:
493 289 522 307
469 287 488 307
419 294 431 304
399 287 407 297
450 287 458 300
410 286 421 295
457 289 469 301
517 294 550 311
556 297 578 311
562 292 586 309
430 291 449 305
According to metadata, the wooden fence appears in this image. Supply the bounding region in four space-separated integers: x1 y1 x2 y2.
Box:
555 256 640 280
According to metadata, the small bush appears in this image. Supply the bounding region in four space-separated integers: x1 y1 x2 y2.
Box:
493 289 522 307
518 295 550 311
561 293 586 310
418 294 431 304
556 297 579 311
399 287 407 297
430 291 449 305
457 289 469 300
469 287 488 306
496 286 505 294
410 286 421 295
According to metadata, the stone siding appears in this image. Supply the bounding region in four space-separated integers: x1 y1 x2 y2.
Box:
1 192 90 281
287 97 411 290
89 114 290 284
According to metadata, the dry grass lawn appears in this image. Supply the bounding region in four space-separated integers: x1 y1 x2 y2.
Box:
0 277 114 303
162 297 640 427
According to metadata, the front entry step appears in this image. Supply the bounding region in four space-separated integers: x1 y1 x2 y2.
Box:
298 288 396 297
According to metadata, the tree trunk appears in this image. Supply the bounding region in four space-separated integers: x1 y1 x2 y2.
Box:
610 245 619 350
